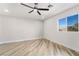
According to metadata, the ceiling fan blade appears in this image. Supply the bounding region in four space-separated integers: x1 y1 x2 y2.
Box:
37 10 41 15
21 3 34 9
38 8 49 11
28 10 34 13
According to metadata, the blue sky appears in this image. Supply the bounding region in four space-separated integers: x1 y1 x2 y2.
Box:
59 18 66 29
67 14 78 26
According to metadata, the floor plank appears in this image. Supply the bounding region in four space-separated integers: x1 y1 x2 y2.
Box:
0 39 79 56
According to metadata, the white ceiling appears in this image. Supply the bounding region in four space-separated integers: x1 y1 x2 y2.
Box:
0 3 78 20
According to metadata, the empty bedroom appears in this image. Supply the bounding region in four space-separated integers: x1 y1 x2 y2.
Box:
0 3 79 56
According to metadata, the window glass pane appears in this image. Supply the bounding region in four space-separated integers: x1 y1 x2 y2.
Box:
59 18 67 31
67 14 78 31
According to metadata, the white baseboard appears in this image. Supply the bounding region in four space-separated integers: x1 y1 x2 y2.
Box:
0 37 42 44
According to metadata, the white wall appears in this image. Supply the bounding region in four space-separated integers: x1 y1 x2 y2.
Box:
0 17 2 38
0 15 43 43
44 5 79 51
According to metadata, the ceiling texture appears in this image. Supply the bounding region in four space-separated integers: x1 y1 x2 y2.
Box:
0 3 78 20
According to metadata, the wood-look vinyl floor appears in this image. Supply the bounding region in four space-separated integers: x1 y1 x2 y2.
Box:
0 39 79 56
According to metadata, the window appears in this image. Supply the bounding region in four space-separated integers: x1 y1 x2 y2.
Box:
59 14 78 32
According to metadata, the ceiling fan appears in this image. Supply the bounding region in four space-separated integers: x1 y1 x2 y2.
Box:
20 3 50 15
